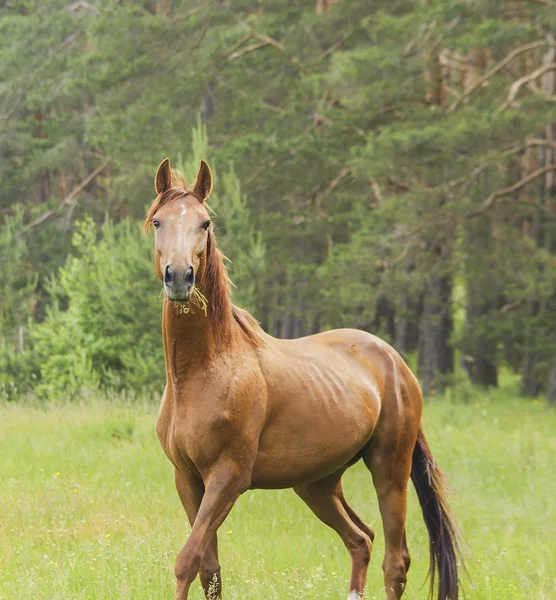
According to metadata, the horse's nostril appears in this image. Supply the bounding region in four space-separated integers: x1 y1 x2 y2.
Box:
185 266 195 286
164 265 174 286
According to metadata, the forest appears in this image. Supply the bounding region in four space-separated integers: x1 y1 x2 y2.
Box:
1 0 555 402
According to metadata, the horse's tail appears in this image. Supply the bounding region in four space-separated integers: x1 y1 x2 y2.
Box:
411 426 462 600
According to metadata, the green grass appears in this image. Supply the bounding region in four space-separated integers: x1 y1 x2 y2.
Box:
1 387 555 599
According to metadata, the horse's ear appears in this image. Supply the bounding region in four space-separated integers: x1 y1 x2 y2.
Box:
192 160 213 203
155 158 172 195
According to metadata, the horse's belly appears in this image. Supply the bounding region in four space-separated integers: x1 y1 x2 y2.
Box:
250 385 380 489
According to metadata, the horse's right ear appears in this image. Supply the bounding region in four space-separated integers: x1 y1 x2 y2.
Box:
155 158 172 194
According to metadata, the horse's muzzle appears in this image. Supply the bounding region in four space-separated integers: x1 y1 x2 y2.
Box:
164 264 195 301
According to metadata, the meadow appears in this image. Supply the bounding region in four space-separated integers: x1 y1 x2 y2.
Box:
1 385 554 600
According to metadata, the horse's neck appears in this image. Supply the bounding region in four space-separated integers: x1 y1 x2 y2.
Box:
162 292 234 384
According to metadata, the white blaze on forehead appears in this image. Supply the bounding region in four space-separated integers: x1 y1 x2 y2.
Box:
171 201 191 259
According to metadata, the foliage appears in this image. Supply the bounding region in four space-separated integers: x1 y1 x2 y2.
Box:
3 119 264 398
1 0 556 398
30 216 162 397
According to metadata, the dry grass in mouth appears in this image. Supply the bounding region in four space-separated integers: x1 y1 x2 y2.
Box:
175 286 208 316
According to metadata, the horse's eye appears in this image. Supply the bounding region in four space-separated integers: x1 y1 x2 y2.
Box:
201 220 211 230
152 219 160 229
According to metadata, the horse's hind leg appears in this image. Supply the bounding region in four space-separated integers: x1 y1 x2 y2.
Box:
363 423 417 600
294 472 372 600
341 496 375 545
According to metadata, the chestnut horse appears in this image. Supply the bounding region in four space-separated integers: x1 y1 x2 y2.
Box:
145 158 461 600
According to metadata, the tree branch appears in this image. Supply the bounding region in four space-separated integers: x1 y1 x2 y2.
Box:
169 1 213 23
224 33 284 62
319 31 353 61
17 161 110 236
500 299 523 312
386 239 414 269
226 41 273 61
449 40 556 112
468 164 556 218
498 62 556 111
369 177 382 204
190 16 212 50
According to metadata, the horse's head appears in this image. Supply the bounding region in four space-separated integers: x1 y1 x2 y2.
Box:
144 158 213 302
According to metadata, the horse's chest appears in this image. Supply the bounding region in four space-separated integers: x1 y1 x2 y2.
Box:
160 393 235 475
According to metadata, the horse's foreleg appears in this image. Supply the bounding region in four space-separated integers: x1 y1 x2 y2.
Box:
174 469 222 599
174 461 249 600
294 473 373 600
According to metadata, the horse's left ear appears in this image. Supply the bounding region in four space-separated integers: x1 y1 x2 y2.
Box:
192 160 213 203
155 158 172 195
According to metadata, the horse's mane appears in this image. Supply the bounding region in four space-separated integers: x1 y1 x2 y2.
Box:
204 229 266 349
143 172 266 349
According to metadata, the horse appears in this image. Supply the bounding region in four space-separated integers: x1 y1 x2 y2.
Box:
144 158 461 600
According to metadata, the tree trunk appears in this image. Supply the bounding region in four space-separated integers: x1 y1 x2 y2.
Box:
420 261 454 395
520 37 555 396
547 362 556 405
520 300 542 396
157 0 171 18
395 300 421 357
542 35 556 402
315 0 329 14
372 294 396 343
464 295 498 387
394 264 422 357
463 190 499 387
418 52 454 395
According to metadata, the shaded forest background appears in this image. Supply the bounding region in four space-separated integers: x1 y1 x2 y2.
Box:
1 0 555 402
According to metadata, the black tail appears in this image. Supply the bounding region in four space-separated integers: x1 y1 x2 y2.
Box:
411 427 462 600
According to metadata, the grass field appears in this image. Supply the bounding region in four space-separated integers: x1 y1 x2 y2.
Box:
1 386 555 600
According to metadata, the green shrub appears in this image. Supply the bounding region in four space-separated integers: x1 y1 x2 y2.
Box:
32 217 163 397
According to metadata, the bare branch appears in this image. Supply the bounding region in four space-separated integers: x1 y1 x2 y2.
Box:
223 34 255 60
258 101 286 115
499 62 556 111
387 177 414 192
468 164 556 218
67 1 98 12
369 177 383 204
501 138 556 155
17 161 110 236
449 40 556 112
226 42 273 61
500 299 523 312
403 20 437 58
17 209 58 235
63 161 110 207
190 16 212 50
320 31 353 61
224 33 284 62
252 33 285 52
314 168 352 213
386 240 414 269
169 1 213 23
